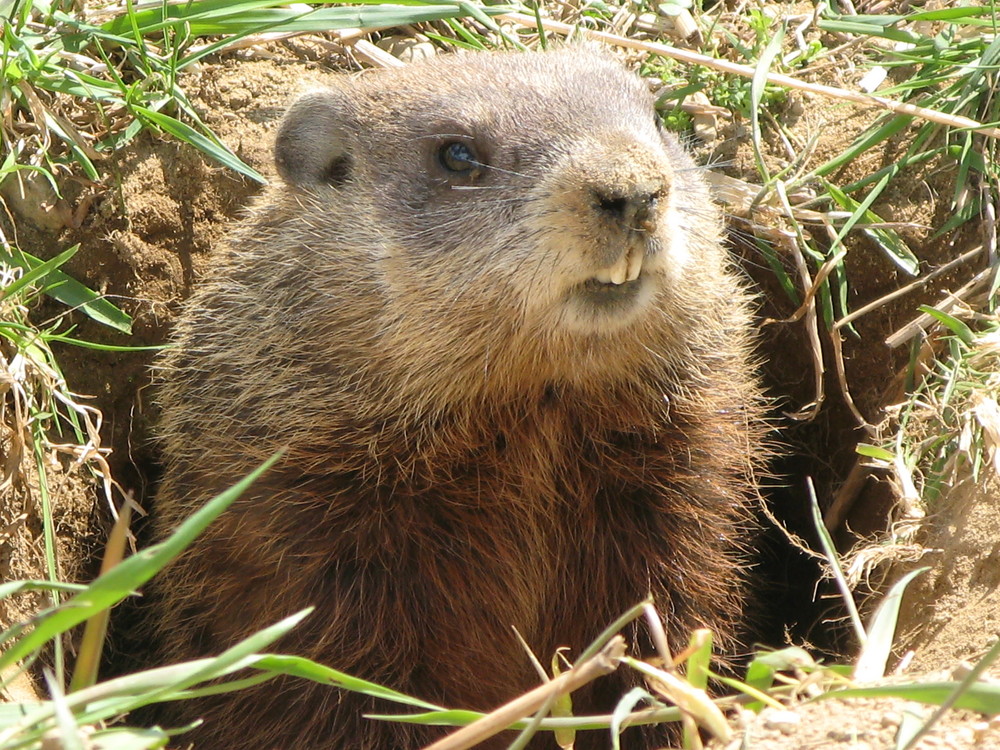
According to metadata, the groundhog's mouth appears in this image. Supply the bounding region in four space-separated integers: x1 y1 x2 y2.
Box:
592 248 644 285
578 276 644 307
565 251 655 330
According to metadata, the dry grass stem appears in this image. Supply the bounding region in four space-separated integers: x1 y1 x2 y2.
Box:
886 268 993 348
421 636 626 750
643 603 673 668
836 244 985 331
347 38 407 69
831 328 876 432
823 460 874 532
187 31 320 57
791 248 848 323
772 186 825 422
69 502 134 693
500 13 1000 139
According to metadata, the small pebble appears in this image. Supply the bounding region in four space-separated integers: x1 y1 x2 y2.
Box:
762 709 801 734
786 94 806 118
376 35 436 63
881 710 902 728
951 727 975 744
733 708 756 729
950 661 975 680
827 727 865 742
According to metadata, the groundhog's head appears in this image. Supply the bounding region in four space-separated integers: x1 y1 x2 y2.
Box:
269 48 728 389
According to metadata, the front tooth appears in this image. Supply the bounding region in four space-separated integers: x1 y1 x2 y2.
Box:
609 257 628 285
594 268 614 284
626 248 643 282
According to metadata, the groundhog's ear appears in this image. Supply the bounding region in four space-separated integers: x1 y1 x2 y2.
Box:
274 91 355 188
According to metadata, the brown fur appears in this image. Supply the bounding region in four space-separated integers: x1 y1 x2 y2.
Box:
145 48 766 749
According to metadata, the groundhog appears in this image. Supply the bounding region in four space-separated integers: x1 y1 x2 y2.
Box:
144 47 766 749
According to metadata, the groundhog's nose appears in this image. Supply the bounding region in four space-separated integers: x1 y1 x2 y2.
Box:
589 184 665 286
594 188 662 233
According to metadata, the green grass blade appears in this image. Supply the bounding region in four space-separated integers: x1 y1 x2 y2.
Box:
0 581 86 600
611 687 655 750
1 619 301 741
365 708 487 727
748 22 784 182
102 2 513 37
0 453 283 676
918 305 976 345
808 479 867 646
128 611 314 705
575 599 648 665
100 0 309 35
754 237 799 303
132 105 265 184
44 335 165 352
816 679 1000 715
251 654 443 711
854 567 929 681
900 638 1000 750
856 443 896 461
54 658 260 710
905 6 995 21
817 18 918 44
89 727 169 750
810 115 912 179
685 629 712 691
825 179 919 275
0 245 133 333
0 245 81 303
32 70 123 104
840 146 942 195
743 646 816 711
38 109 100 180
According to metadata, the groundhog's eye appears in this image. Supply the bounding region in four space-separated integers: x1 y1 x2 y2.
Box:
438 141 481 175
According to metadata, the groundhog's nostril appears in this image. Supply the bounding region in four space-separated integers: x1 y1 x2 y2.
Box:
595 189 660 231
596 192 629 219
632 193 659 231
